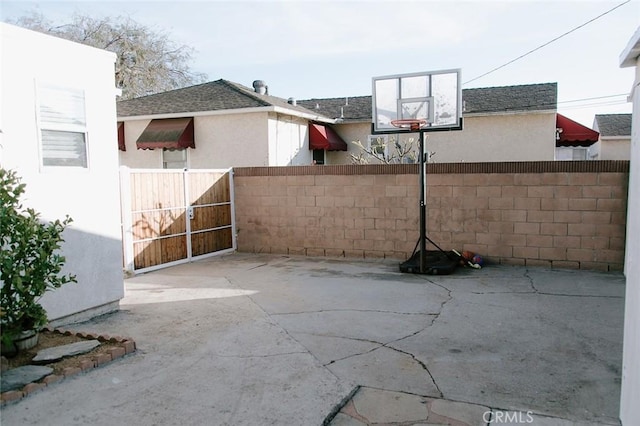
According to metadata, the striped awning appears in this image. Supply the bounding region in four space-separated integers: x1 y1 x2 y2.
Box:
136 117 195 150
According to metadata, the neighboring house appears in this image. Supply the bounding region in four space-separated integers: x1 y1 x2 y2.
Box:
117 79 347 168
590 113 632 160
555 113 600 161
300 83 560 163
619 26 639 426
118 80 563 167
0 23 124 323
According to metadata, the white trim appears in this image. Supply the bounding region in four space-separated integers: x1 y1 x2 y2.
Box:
118 106 334 124
229 168 237 251
119 166 135 273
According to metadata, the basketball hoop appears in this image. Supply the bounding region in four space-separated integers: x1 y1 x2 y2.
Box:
390 119 427 131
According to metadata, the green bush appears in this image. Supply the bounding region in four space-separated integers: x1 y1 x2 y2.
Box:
0 168 77 349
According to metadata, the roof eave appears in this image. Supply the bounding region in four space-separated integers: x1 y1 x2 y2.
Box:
119 105 335 123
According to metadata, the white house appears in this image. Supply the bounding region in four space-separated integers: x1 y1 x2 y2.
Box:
117 79 347 168
0 23 124 323
619 26 640 426
590 113 632 160
118 80 570 168
300 83 561 163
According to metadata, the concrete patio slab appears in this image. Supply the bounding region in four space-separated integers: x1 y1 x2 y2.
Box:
0 253 624 425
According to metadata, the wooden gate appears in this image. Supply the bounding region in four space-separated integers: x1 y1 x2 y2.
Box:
120 168 236 273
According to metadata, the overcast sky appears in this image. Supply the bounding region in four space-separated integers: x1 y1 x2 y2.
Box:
2 0 639 126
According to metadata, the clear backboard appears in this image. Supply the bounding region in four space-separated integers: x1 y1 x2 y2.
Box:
371 69 463 134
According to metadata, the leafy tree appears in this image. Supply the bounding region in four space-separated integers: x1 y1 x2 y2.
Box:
9 11 207 99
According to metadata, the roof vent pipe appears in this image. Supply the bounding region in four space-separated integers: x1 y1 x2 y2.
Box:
287 97 297 106
252 80 267 95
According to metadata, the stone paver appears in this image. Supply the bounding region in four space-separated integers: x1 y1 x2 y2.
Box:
1 366 53 392
32 340 100 363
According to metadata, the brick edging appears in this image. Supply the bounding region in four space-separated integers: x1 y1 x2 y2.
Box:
233 160 630 177
1 327 137 406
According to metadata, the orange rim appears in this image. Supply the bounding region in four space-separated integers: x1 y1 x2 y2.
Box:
390 119 427 130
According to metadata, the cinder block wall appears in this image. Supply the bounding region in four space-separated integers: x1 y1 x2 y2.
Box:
233 161 629 271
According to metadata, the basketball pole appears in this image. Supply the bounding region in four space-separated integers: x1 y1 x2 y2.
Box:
419 130 426 274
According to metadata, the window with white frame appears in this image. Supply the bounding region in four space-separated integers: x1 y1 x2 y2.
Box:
367 135 388 159
163 148 187 169
38 84 88 168
555 147 587 161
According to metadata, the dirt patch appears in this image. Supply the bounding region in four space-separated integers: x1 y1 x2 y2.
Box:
1 327 136 405
4 331 125 376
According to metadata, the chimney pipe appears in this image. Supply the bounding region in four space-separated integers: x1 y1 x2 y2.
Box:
287 97 297 106
252 80 267 95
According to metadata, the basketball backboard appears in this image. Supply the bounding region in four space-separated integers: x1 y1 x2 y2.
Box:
371 69 463 134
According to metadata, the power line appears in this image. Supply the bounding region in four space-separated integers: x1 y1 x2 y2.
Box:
463 0 631 86
558 93 628 104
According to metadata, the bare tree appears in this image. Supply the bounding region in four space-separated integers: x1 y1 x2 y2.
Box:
350 136 432 165
10 12 207 99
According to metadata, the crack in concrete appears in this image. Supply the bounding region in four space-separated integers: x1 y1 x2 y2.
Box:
524 269 539 293
212 351 310 359
271 309 439 317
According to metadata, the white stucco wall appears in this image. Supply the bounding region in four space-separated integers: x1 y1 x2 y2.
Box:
598 137 632 160
267 113 311 166
620 26 639 426
120 112 271 168
0 23 124 321
331 113 556 164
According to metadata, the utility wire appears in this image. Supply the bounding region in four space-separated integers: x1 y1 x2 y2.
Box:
558 93 628 104
463 0 632 86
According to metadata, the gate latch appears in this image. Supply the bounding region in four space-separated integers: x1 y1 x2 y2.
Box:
188 207 195 220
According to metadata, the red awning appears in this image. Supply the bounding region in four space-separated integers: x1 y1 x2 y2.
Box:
309 123 348 151
118 122 126 151
136 117 195 150
556 114 599 147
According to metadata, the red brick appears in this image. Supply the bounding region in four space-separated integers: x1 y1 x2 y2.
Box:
107 347 127 360
62 367 82 378
1 391 24 403
22 382 46 395
79 359 96 371
93 353 112 366
97 334 111 343
42 374 63 385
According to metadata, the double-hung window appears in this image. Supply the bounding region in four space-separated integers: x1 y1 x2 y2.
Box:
38 84 88 168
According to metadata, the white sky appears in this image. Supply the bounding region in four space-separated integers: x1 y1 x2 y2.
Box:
2 0 639 127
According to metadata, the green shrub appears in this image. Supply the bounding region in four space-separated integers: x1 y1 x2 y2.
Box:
0 168 77 349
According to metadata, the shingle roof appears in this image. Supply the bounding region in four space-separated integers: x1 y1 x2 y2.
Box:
118 80 558 121
117 79 318 117
297 82 557 121
594 114 632 137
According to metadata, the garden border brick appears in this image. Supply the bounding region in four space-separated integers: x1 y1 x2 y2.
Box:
0 327 136 406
